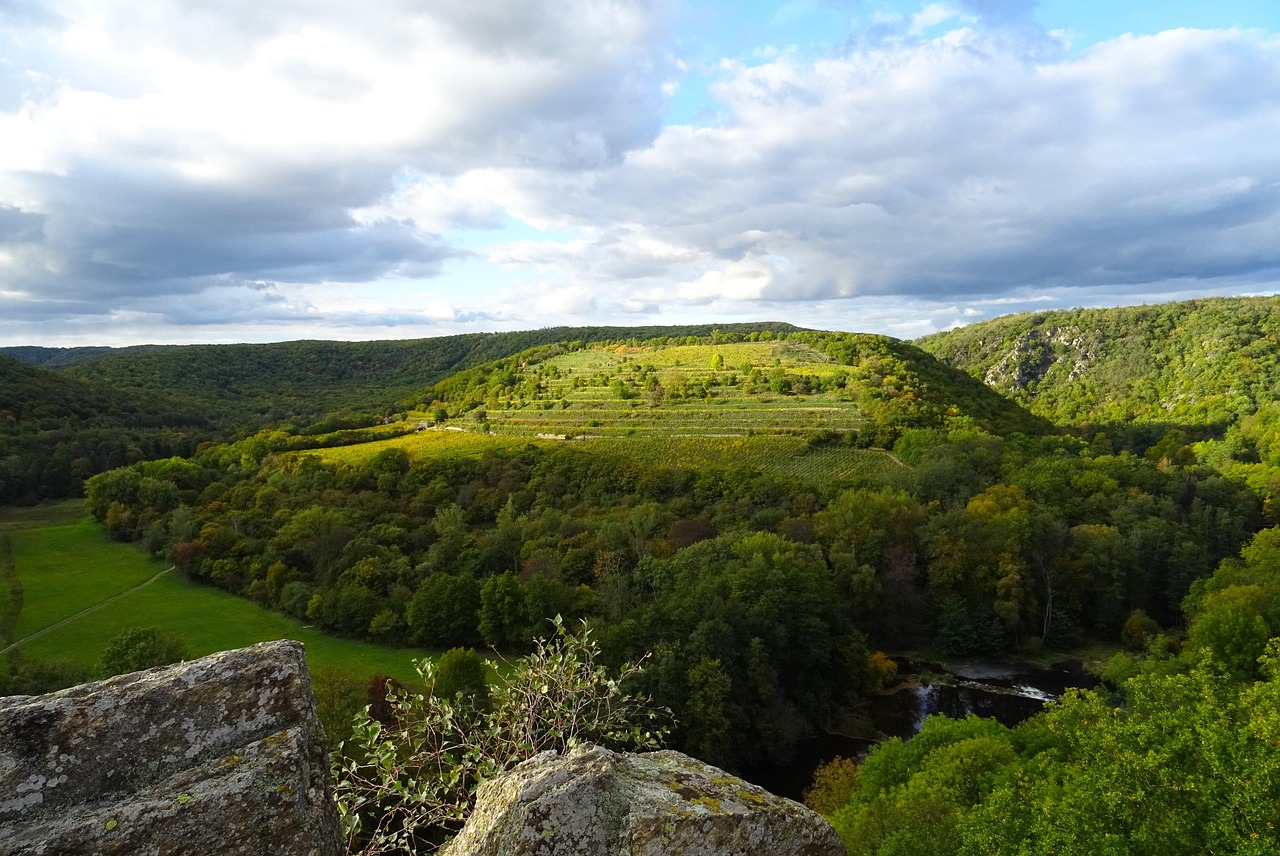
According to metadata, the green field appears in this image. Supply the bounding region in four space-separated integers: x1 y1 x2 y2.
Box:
312 428 543 466
308 426 902 487
1 503 432 685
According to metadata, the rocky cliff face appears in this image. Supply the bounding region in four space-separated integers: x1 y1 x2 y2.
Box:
0 640 342 856
442 743 845 856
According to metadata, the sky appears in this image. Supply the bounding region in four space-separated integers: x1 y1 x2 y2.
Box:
1 0 1279 346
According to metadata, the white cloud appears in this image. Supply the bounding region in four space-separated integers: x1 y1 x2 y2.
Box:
3 3 1280 345
489 26 1280 318
0 0 673 331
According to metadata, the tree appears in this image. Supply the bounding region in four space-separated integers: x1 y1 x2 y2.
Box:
97 626 189 678
430 647 489 706
478 573 526 647
407 575 482 648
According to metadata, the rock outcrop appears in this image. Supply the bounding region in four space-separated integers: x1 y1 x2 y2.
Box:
442 743 844 856
0 640 342 856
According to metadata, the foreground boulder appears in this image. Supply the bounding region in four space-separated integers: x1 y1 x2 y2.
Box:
442 743 844 856
0 640 342 856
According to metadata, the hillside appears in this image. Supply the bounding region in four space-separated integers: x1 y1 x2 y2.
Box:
3 324 804 433
916 295 1280 428
421 331 1049 441
0 324 806 502
282 330 1048 487
0 356 209 503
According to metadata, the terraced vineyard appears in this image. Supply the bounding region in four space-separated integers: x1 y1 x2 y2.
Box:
471 341 866 438
305 339 910 485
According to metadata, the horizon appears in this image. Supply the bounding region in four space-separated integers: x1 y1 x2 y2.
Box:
3 1 1280 347
8 290 1280 351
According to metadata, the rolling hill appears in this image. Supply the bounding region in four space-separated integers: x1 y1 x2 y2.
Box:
916 295 1280 428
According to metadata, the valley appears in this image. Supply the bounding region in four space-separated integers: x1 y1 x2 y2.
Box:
4 298 1280 854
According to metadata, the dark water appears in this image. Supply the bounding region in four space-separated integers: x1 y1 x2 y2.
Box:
745 659 1097 800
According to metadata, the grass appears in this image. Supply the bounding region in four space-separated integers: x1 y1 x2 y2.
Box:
3 503 433 684
9 513 159 641
0 499 88 531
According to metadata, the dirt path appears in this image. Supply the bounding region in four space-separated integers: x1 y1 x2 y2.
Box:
0 565 175 656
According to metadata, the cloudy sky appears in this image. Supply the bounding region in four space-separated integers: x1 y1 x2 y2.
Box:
2 0 1279 346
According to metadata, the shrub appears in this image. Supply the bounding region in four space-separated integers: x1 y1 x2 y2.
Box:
332 617 671 855
96 626 188 678
1121 608 1160 651
431 648 488 707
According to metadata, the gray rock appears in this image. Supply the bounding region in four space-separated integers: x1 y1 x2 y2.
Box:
0 640 342 855
442 743 845 856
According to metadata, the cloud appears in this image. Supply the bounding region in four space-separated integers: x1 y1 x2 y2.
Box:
0 0 673 331
491 26 1280 318
3 3 1280 345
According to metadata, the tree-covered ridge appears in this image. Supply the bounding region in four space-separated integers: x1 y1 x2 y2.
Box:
0 344 173 369
6 323 804 431
916 295 1280 426
0 355 209 504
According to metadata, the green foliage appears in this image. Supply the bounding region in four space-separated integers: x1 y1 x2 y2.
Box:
332 617 670 854
918 295 1280 428
958 658 1280 855
407 575 481 649
96 626 189 678
817 520 1280 856
0 654 93 696
612 532 872 768
1184 526 1280 677
803 755 859 817
311 665 373 750
1120 608 1160 650
0 355 205 504
830 715 1018 856
430 647 488 705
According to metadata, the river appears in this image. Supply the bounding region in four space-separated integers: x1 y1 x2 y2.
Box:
745 658 1097 800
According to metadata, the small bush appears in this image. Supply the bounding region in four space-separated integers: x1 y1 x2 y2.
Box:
332 617 671 855
1121 608 1160 651
431 647 488 706
97 626 188 678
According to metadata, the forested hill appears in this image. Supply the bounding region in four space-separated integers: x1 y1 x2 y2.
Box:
4 323 804 432
0 344 172 369
916 295 1280 427
2 324 805 502
0 355 209 503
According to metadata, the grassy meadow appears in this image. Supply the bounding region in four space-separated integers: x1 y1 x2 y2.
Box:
1 502 431 685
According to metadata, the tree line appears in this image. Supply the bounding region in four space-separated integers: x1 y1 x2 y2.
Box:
87 416 1259 770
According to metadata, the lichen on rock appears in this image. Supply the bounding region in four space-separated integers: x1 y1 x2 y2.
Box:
442 743 844 856
0 640 342 855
